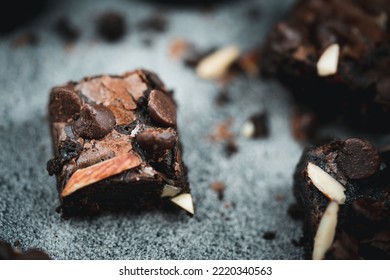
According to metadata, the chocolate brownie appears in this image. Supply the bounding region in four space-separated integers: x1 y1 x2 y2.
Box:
0 240 51 260
293 138 390 259
47 69 193 218
261 0 390 131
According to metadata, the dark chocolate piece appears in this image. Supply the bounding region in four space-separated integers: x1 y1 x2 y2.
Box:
261 0 390 132
293 138 390 259
47 69 191 217
72 103 116 139
0 240 51 260
96 11 126 42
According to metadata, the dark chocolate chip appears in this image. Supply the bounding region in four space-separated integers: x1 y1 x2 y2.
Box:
96 11 126 42
148 90 176 127
49 86 82 122
210 181 225 200
143 70 166 90
136 128 176 154
72 103 116 139
336 138 381 180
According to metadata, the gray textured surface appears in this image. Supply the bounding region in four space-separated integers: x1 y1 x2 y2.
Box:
0 0 308 260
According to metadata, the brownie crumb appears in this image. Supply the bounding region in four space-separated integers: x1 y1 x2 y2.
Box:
210 181 225 200
11 32 39 49
169 38 190 60
215 88 231 107
138 13 168 33
54 17 80 44
262 231 276 240
13 240 20 247
224 140 238 158
209 118 234 142
96 11 126 42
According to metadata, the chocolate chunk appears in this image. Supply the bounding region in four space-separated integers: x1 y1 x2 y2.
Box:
224 140 238 158
215 88 231 107
136 128 176 155
49 86 82 122
148 90 177 126
96 11 126 42
72 103 116 139
54 17 80 43
336 138 381 180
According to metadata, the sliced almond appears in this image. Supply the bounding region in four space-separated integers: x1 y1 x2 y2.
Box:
241 121 255 138
196 45 240 80
170 193 195 215
307 162 346 204
312 201 339 260
61 153 141 197
161 185 181 198
316 43 340 77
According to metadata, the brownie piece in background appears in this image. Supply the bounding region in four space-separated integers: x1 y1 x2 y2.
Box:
0 241 51 260
293 138 390 259
47 69 192 218
261 0 390 132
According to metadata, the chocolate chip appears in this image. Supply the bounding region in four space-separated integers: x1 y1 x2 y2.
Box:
72 103 116 139
96 11 126 42
148 90 176 127
49 86 82 122
136 128 176 155
336 138 381 180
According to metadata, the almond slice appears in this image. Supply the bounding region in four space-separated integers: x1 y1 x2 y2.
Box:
170 193 195 215
61 153 141 197
161 185 181 198
196 45 240 79
307 162 346 204
312 201 339 260
316 43 340 77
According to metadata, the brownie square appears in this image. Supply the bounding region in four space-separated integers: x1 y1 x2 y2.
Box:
47 69 192 217
261 0 390 131
293 138 390 259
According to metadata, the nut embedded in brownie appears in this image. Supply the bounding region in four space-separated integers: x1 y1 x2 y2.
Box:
47 69 193 217
293 138 390 259
261 0 390 132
